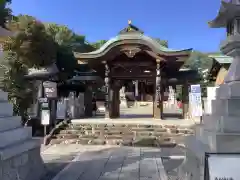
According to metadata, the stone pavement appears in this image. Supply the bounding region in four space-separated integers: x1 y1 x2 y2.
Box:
41 145 169 180
72 105 195 127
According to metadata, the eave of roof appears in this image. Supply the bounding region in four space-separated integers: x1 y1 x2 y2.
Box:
74 33 192 59
208 54 233 64
208 1 240 28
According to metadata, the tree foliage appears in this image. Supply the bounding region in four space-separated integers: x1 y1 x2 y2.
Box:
5 15 58 68
2 15 58 120
0 0 12 28
90 40 107 50
2 51 35 119
154 38 168 47
185 51 213 71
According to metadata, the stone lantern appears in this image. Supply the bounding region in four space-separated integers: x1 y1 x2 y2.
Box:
179 1 240 180
209 0 240 83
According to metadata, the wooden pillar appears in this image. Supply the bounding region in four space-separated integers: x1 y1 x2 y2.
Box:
104 62 110 119
182 83 189 119
160 84 164 119
109 84 120 118
84 85 93 117
154 61 161 119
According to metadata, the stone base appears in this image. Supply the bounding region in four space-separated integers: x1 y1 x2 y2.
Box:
0 146 45 180
180 132 240 180
0 90 45 180
181 81 240 180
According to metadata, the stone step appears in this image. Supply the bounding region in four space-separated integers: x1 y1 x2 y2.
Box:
0 116 22 132
69 124 192 133
0 127 32 148
0 102 13 117
0 91 8 101
74 123 162 128
50 137 176 147
62 129 173 136
52 122 192 148
55 133 177 143
71 126 168 132
71 123 174 129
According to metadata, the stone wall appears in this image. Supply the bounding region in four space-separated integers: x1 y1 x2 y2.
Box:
1 148 45 180
0 90 45 180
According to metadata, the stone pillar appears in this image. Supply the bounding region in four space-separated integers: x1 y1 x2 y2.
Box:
181 4 240 180
104 62 110 119
0 90 45 180
182 83 189 119
154 61 161 119
84 85 93 117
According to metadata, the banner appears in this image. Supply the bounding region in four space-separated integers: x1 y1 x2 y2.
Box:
204 153 240 180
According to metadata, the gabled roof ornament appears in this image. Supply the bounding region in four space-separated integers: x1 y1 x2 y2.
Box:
119 20 144 34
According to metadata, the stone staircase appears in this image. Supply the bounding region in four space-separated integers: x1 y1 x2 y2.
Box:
0 90 44 180
50 122 194 147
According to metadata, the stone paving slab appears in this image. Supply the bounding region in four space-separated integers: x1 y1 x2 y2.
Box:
50 146 168 180
40 145 116 180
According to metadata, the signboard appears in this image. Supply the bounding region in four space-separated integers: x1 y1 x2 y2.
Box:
39 98 48 103
190 84 203 117
41 109 50 125
191 84 201 93
57 101 66 119
43 81 57 98
204 153 240 180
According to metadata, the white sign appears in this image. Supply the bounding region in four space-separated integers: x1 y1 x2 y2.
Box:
205 154 240 180
190 84 203 117
57 101 66 119
43 81 57 98
41 110 50 125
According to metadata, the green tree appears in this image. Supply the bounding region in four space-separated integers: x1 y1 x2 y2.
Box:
3 16 57 120
184 51 215 97
45 23 78 80
154 38 168 47
0 0 12 28
91 40 107 50
185 51 213 71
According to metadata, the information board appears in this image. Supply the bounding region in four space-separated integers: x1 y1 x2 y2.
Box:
43 81 57 98
190 84 203 117
41 108 50 125
204 153 240 180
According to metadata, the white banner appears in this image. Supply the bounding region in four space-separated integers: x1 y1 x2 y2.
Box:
206 154 240 180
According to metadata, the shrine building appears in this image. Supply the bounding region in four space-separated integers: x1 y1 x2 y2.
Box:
74 21 200 119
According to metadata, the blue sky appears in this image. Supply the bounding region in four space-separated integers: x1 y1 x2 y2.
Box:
11 0 225 52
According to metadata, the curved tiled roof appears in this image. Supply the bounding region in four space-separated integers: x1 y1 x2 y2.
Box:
86 34 190 54
208 54 233 64
75 33 192 59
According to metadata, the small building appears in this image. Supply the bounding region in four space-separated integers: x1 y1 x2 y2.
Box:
208 54 233 86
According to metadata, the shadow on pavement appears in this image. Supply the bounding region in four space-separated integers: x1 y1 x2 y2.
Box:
41 147 167 180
